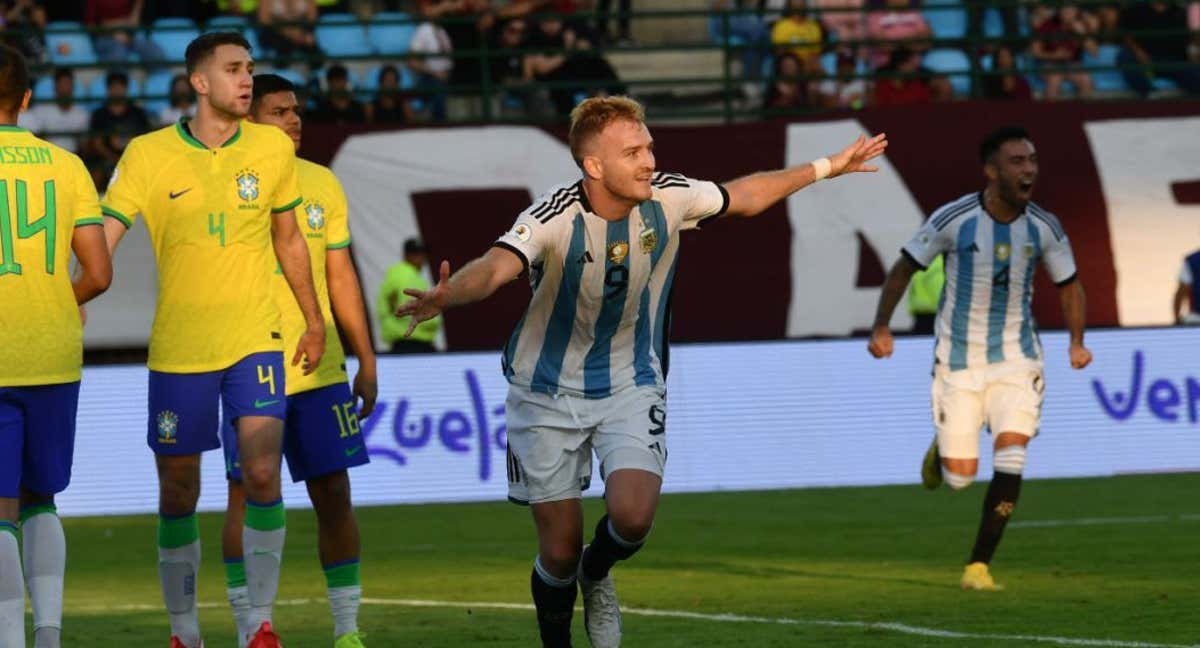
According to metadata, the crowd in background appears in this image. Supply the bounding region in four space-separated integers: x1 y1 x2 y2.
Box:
0 0 1197 188
714 0 1200 112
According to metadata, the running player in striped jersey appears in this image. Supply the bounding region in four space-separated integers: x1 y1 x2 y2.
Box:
397 96 888 647
0 44 112 648
868 126 1092 591
101 33 325 648
219 74 375 648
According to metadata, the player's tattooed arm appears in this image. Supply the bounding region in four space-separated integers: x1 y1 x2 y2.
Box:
722 133 888 218
1058 278 1092 369
867 254 920 359
394 245 525 338
272 209 326 374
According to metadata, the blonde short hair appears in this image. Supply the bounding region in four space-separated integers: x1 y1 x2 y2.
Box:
568 96 646 167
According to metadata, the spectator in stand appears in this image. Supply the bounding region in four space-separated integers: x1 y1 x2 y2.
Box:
490 17 534 114
812 0 866 52
525 13 622 116
1030 5 1096 100
816 51 867 109
370 64 412 123
408 16 453 121
712 0 770 83
420 0 490 90
216 0 258 14
308 63 368 124
771 0 824 68
1 0 48 63
1191 1 1200 61
764 52 811 110
866 0 932 70
965 0 1020 53
980 45 1032 101
146 0 216 22
873 46 934 105
596 0 631 45
257 0 323 67
86 0 167 65
1174 246 1200 324
18 67 89 152
157 73 196 126
87 70 151 184
1118 1 1200 96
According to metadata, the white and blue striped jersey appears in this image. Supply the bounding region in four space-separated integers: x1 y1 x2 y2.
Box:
493 173 729 398
902 192 1077 371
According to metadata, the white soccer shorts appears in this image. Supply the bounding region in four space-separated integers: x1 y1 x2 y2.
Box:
504 384 668 505
930 359 1045 460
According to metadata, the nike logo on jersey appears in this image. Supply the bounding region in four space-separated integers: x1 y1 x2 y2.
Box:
254 398 281 409
169 188 192 200
345 446 363 457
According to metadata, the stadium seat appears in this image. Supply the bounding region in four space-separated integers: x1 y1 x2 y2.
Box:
205 15 262 53
1085 44 1126 93
982 8 1005 40
44 22 97 66
33 77 56 102
271 68 310 90
149 18 201 63
707 14 746 47
367 12 417 55
924 6 967 40
315 14 374 58
923 48 971 96
142 71 175 116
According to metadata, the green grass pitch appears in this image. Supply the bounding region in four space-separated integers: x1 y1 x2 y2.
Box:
43 473 1199 647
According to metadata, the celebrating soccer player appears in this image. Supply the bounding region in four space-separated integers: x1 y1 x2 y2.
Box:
867 126 1092 591
396 96 886 647
218 73 376 648
100 34 325 648
0 44 112 648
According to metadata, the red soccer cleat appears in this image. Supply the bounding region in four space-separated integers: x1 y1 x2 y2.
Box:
247 621 283 648
170 638 204 648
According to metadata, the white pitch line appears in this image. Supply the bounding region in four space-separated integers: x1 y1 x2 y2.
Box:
75 597 1197 648
1010 515 1174 529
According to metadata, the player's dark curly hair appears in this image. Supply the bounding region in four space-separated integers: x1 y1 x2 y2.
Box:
979 126 1031 164
0 43 30 114
251 73 296 111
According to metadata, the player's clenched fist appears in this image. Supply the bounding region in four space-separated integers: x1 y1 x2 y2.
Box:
1069 343 1092 370
867 326 894 359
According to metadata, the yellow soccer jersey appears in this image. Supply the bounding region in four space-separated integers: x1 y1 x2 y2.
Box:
102 119 302 373
274 159 350 395
0 126 103 386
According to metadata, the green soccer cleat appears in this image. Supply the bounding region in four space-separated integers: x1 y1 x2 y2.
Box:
921 437 943 490
334 631 366 648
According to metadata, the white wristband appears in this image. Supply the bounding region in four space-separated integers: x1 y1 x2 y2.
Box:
812 157 832 181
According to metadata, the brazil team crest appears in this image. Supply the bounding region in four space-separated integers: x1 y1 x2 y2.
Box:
236 170 260 202
305 202 325 230
157 410 179 444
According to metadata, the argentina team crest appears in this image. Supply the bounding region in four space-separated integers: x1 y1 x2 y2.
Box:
235 169 260 202
157 410 179 444
305 202 325 230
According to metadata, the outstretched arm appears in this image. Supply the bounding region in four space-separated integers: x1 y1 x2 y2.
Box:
867 254 920 359
723 133 888 218
272 209 326 374
395 245 525 338
1059 278 1092 369
71 224 112 305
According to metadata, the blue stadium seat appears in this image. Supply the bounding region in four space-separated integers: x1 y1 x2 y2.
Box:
1085 44 1126 92
205 15 262 53
271 68 309 89
982 8 1005 40
45 22 97 65
33 77 56 102
142 71 176 116
367 12 417 55
923 6 967 40
150 18 200 63
820 52 837 76
923 48 971 96
315 14 373 57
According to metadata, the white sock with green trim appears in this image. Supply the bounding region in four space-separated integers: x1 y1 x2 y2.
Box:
22 506 66 648
0 524 27 648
